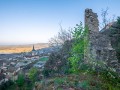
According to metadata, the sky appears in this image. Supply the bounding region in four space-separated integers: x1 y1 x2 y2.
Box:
0 0 120 45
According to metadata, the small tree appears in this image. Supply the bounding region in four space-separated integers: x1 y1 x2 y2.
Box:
49 27 72 47
117 16 120 24
101 7 109 29
68 22 89 73
16 74 25 89
101 8 116 29
28 68 38 82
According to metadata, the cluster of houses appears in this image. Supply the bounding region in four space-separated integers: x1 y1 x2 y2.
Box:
0 54 22 84
0 45 54 85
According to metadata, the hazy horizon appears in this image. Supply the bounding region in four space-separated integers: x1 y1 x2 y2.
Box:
0 42 48 46
1 0 120 45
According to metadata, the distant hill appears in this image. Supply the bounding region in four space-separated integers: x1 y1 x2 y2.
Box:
0 43 49 54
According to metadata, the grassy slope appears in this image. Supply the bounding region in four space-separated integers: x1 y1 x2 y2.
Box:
34 73 120 90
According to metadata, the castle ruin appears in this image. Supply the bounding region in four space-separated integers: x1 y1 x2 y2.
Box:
85 9 120 73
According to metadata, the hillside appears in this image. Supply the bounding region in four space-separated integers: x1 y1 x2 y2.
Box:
0 43 49 54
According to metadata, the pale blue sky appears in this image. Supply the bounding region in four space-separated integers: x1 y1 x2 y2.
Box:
0 0 120 45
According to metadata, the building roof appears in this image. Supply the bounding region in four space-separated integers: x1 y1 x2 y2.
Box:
0 73 5 81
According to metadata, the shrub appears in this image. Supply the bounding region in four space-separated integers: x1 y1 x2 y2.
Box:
16 74 25 87
28 67 38 82
117 16 120 24
68 22 89 73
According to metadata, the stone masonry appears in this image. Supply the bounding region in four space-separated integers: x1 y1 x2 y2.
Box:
85 9 120 74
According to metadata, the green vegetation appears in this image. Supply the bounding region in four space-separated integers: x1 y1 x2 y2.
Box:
117 16 120 24
68 22 89 73
0 80 14 90
35 73 119 90
28 67 38 82
68 22 120 89
16 74 25 88
3 68 39 90
41 21 120 90
39 21 118 90
109 17 120 63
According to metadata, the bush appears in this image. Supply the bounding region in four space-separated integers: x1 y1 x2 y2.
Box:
117 17 120 24
16 74 25 87
0 80 14 90
43 40 72 77
68 22 89 73
28 67 38 82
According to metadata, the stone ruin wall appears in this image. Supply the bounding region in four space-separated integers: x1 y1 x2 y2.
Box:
84 9 120 74
85 9 99 32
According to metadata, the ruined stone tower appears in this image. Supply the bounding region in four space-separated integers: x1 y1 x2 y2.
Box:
84 9 120 74
85 9 99 32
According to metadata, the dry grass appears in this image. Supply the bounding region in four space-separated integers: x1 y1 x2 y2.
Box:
0 43 49 54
